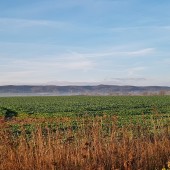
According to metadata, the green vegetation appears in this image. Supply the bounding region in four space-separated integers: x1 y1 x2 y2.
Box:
0 96 170 169
1 95 170 131
0 96 170 117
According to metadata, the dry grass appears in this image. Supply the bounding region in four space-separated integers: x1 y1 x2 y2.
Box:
0 116 170 170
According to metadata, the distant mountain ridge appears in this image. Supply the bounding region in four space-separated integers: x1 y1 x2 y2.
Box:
0 85 170 96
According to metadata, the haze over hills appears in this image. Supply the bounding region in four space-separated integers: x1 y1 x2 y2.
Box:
0 85 170 96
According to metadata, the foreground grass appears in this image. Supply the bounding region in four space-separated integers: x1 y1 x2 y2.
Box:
0 115 170 170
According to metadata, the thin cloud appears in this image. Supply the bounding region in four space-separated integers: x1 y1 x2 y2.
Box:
0 18 71 29
125 48 155 56
5 55 95 72
127 67 146 77
73 48 155 58
111 78 147 81
110 26 170 32
0 55 95 85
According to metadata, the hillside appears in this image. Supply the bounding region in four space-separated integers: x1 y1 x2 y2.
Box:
0 85 170 96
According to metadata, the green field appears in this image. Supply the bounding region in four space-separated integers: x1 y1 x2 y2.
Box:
1 96 170 116
1 95 170 129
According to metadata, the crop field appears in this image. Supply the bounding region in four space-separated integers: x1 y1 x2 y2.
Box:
0 96 170 170
1 95 170 116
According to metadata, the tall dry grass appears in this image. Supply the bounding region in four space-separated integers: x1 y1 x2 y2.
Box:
0 116 170 170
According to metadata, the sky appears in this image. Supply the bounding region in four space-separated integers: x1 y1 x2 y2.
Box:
0 0 170 86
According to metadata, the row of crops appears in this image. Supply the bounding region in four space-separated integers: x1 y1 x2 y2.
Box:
0 96 170 117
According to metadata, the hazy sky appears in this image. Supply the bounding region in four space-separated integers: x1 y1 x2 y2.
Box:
0 0 170 86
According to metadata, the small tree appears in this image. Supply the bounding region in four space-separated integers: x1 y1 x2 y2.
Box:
0 107 18 121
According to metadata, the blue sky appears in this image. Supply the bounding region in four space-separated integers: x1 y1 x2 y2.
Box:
0 0 170 86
